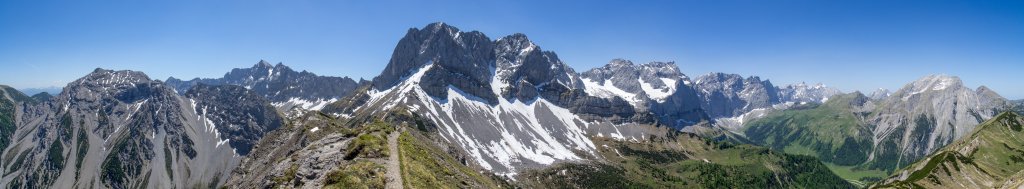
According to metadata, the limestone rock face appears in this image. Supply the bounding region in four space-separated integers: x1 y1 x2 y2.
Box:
866 74 1009 170
693 72 781 119
371 22 498 104
184 84 284 155
580 59 706 128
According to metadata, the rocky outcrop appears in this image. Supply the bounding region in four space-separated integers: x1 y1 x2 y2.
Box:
225 112 353 188
494 33 585 102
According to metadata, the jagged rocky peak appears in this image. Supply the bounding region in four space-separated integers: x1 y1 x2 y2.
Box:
169 60 292 86
371 22 491 90
184 83 284 155
869 88 891 100
694 72 741 85
495 33 583 102
166 60 361 110
372 22 498 103
580 59 688 102
693 72 780 118
494 33 535 57
783 82 825 89
62 68 176 104
223 60 290 83
579 59 706 127
900 74 962 94
891 74 976 102
641 61 685 79
73 68 153 89
778 81 842 103
583 59 686 82
255 59 272 68
976 85 1004 100
694 72 778 97
370 22 585 104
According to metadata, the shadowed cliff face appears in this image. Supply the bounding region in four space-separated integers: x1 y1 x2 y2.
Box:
184 84 284 155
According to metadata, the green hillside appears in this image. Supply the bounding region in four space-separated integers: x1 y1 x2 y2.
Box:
517 132 855 188
742 92 886 185
871 112 1024 188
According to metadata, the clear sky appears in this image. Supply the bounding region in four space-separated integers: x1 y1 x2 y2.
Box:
1 0 1022 99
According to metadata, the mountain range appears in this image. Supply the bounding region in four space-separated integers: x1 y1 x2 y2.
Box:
739 74 1011 186
166 61 364 112
0 22 1018 188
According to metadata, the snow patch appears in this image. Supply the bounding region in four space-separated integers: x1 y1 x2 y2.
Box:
933 78 953 90
216 138 230 148
272 97 338 111
581 78 639 104
638 78 677 101
393 81 595 175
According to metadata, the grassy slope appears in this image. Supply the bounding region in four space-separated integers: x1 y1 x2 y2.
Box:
517 133 854 188
322 160 386 189
0 85 32 168
0 85 34 103
0 93 15 156
871 112 1024 188
397 130 507 189
742 93 887 184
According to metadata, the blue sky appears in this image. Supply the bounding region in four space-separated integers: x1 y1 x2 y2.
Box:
1 0 1022 99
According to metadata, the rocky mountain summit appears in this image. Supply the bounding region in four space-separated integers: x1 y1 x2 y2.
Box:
167 61 363 111
867 74 1009 170
693 72 782 119
778 82 843 103
580 59 706 127
869 88 892 100
580 59 688 103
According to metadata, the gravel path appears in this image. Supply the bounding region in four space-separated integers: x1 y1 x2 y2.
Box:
385 129 403 189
